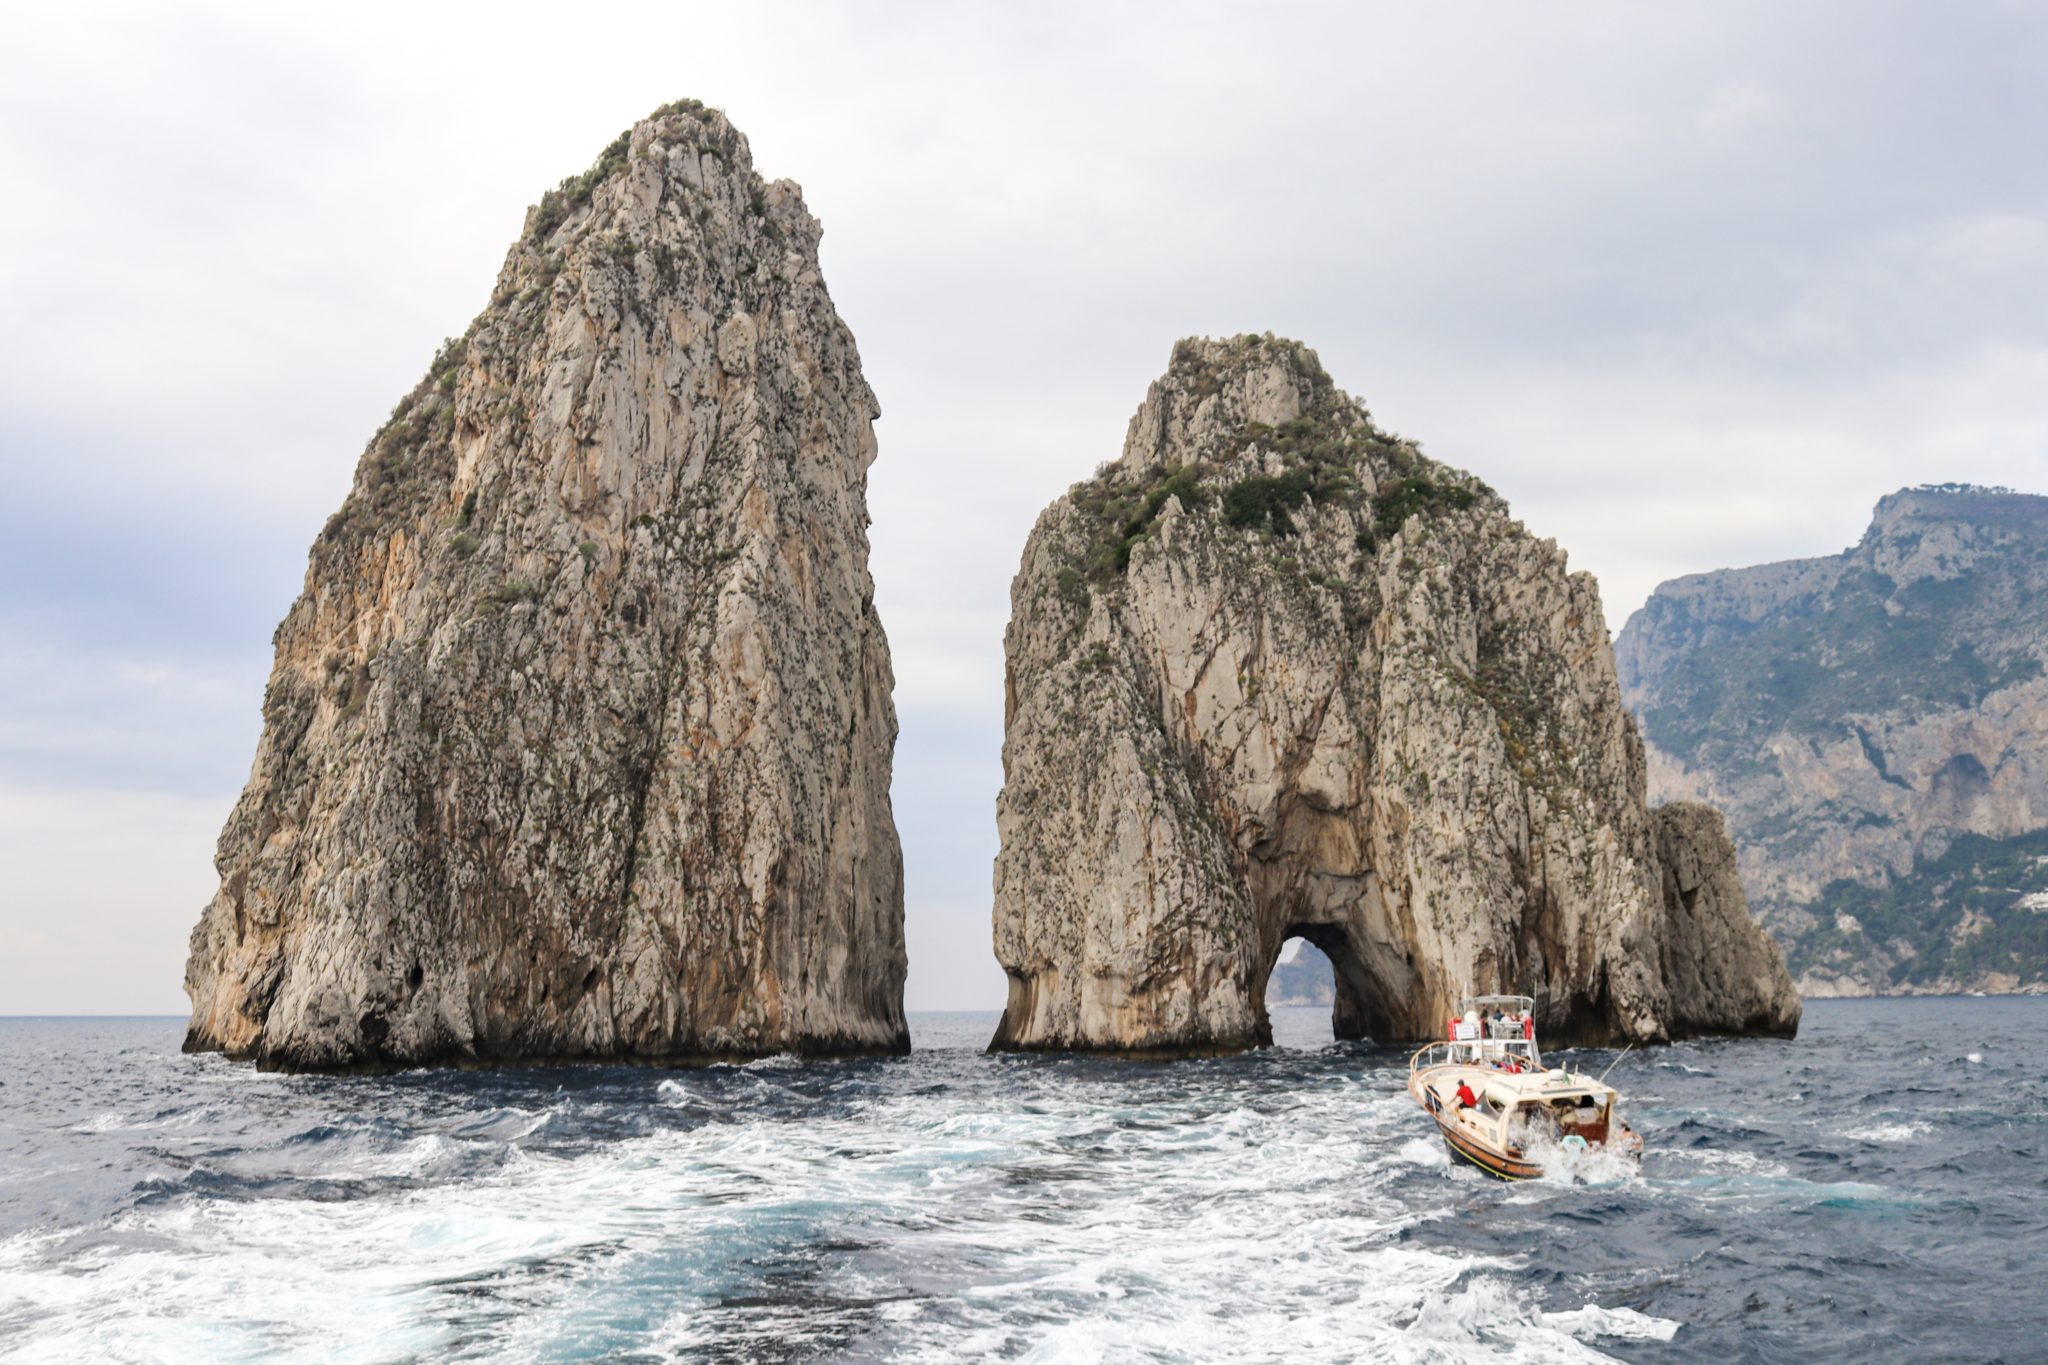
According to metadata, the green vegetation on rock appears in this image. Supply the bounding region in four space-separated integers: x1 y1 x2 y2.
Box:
529 132 632 243
1067 462 1212 579
1369 476 1479 548
1794 827 2048 987
1058 343 1483 592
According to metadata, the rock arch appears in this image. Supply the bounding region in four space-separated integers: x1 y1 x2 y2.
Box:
989 335 1799 1055
1256 924 1378 1046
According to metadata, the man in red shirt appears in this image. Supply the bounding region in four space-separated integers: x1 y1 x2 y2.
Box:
1454 1080 1479 1109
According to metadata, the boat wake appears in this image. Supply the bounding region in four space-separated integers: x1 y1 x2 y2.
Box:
4 1001 2042 1361
1517 1131 1643 1187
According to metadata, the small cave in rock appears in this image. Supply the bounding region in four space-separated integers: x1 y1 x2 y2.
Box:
1933 751 1990 795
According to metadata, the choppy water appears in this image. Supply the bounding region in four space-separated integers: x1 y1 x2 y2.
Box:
1 999 2043 1362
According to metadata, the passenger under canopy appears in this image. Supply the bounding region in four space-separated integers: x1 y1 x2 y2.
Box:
1432 994 1541 1072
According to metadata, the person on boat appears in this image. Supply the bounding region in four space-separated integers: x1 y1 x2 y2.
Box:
1521 1012 1535 1041
1454 1080 1479 1110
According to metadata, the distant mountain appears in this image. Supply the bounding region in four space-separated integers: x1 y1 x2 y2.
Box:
1616 485 2048 996
1266 944 1336 1008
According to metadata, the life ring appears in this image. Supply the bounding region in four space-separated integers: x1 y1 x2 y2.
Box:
1561 1134 1589 1153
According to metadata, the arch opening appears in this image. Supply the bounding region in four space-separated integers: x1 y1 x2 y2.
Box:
1264 936 1335 1047
1260 923 1384 1048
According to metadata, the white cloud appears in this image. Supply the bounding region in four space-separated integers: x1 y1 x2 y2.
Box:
0 785 226 1015
1698 80 1783 133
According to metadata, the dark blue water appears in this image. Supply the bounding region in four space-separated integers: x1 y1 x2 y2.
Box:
1 999 2042 1361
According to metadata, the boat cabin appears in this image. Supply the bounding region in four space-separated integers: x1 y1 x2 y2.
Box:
1502 1078 1616 1148
1415 994 1542 1073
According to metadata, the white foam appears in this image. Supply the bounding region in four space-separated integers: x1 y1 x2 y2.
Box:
1677 1147 1790 1179
1516 1131 1642 1188
1841 1121 1930 1144
1544 1303 1682 1342
1 1057 1688 1362
68 1106 214 1135
1397 1136 1452 1168
1403 1276 1661 1360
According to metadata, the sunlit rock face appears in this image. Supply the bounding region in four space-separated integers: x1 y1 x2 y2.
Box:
184 101 906 1070
990 336 1797 1054
1619 485 2048 997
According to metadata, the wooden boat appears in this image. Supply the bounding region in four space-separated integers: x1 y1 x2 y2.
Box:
1406 994 1642 1181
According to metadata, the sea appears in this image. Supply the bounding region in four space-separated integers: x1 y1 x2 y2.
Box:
0 998 2042 1363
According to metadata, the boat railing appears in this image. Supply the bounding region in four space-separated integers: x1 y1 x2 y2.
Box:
1409 1037 1544 1072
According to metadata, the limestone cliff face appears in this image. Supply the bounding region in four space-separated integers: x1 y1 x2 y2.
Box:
1617 486 2048 996
1650 804 1801 1034
991 337 1796 1053
184 101 906 1070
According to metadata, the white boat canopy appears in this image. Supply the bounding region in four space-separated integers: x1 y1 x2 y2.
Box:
1460 994 1535 1014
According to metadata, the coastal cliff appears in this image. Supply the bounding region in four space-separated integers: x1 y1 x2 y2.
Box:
1618 485 2048 996
1651 803 1805 1033
183 101 907 1070
991 336 1796 1053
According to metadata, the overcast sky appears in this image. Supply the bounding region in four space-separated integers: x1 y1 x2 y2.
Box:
3 2 2045 1015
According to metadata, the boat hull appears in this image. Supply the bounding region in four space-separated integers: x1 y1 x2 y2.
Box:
1435 1114 1544 1181
1409 1062 1642 1181
1406 1005 1643 1181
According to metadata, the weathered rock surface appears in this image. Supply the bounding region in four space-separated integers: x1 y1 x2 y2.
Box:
1617 485 2048 996
184 101 907 1070
991 337 1796 1053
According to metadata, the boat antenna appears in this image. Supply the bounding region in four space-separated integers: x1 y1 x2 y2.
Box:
1596 1043 1635 1085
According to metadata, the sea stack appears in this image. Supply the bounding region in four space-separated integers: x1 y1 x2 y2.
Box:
990 336 1797 1053
183 101 907 1070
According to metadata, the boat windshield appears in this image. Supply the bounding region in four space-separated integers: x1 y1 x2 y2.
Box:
1410 1035 1542 1074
